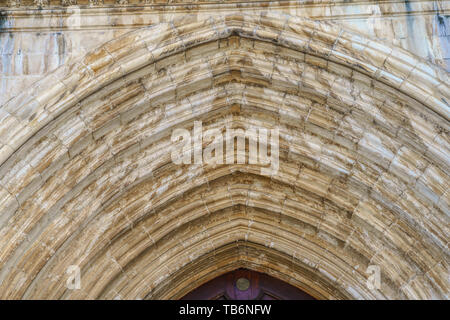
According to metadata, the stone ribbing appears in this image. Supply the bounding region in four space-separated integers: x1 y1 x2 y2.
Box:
0 13 448 299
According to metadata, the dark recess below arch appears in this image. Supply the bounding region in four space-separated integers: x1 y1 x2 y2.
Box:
181 269 315 300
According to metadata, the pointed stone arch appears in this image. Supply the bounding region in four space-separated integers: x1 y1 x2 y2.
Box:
0 12 448 299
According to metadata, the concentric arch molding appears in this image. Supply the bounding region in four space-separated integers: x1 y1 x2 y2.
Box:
0 12 448 300
0 12 448 162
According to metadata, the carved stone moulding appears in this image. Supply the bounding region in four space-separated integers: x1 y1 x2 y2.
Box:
6 0 21 7
61 0 77 6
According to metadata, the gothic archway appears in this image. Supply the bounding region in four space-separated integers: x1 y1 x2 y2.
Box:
0 13 448 299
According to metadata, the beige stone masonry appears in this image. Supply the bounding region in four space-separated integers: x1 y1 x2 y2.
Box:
0 11 447 300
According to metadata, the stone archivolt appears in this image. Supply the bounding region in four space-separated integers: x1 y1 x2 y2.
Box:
0 13 448 299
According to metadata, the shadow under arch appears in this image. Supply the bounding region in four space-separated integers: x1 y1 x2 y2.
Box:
180 267 316 300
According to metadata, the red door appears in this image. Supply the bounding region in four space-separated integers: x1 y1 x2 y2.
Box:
182 269 315 300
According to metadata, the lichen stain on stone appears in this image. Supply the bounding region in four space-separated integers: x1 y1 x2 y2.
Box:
435 12 450 70
0 11 7 31
1 33 14 76
56 33 67 66
436 14 449 37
